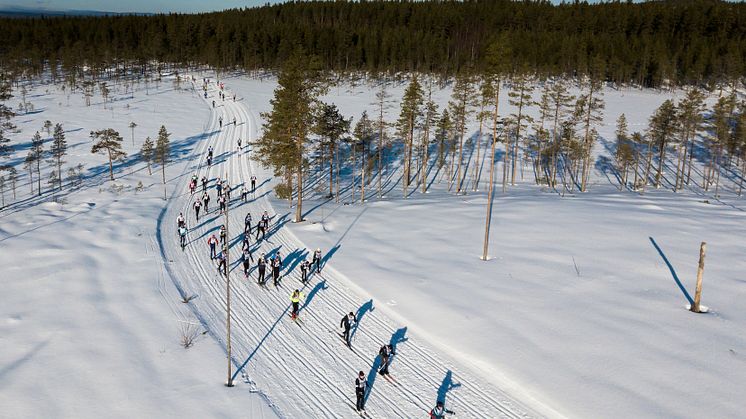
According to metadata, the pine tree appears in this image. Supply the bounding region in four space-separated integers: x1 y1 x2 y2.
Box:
0 78 14 132
100 82 110 109
435 109 452 174
614 114 634 190
140 136 154 175
472 78 493 191
649 99 677 188
448 72 476 193
706 94 736 196
0 129 11 160
576 79 605 192
420 85 438 193
396 76 424 197
155 125 171 198
676 89 706 190
257 49 325 222
129 122 138 146
314 102 350 202
43 120 52 137
353 110 374 202
374 84 391 198
546 81 574 189
50 123 67 191
507 74 534 186
91 128 127 181
734 106 746 196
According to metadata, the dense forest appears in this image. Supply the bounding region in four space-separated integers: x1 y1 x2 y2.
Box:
0 0 745 87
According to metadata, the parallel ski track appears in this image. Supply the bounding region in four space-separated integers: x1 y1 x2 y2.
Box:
159 78 541 419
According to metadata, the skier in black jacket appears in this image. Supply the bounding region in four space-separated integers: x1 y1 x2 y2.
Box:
256 254 267 285
340 312 357 348
355 371 367 413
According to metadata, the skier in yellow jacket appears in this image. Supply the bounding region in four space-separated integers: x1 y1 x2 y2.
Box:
290 289 305 319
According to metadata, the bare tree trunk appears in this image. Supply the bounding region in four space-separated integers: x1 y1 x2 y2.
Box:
473 106 484 191
361 147 366 202
455 120 466 193
421 121 431 193
352 147 356 202
329 142 334 197
335 143 340 203
482 122 498 261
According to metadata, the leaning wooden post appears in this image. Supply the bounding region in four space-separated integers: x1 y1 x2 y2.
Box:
691 242 706 313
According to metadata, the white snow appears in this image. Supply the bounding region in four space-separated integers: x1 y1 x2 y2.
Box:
2 72 745 419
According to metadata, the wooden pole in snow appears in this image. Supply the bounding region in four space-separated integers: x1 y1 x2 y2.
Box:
691 242 706 313
225 177 234 386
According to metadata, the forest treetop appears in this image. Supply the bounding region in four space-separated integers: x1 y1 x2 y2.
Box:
0 0 744 87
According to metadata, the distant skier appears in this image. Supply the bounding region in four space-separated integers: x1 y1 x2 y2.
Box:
233 93 236 101
340 311 357 348
178 226 187 249
300 259 311 283
240 185 248 202
224 180 231 201
216 179 223 197
207 234 219 259
355 371 367 413
272 253 283 286
219 225 227 245
212 100 215 108
202 192 210 212
177 212 185 229
244 212 252 235
219 116 223 128
256 253 267 284
193 199 202 220
378 344 395 376
218 194 227 214
233 117 236 126
237 138 242 150
201 176 208 192
250 175 257 192
429 401 455 419
312 248 322 273
290 289 305 319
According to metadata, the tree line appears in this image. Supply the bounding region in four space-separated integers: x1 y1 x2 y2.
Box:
0 0 745 88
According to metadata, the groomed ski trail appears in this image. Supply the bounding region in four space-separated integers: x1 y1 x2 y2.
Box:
158 78 548 418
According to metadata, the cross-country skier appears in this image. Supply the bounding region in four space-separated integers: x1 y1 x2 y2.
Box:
177 212 185 229
255 218 266 241
378 344 395 376
201 176 208 192
178 226 187 248
290 289 304 319
207 234 219 259
429 401 455 419
219 225 227 245
250 175 257 192
218 194 226 214
355 371 367 413
193 199 202 220
207 146 213 160
224 180 231 201
216 248 227 276
212 100 215 108
257 254 267 284
242 248 253 278
216 179 223 197
219 116 223 128
189 179 196 194
202 192 210 212
233 117 236 126
312 248 322 273
272 253 283 286
300 259 310 283
241 185 248 202
244 212 252 235
237 137 242 150
340 312 357 348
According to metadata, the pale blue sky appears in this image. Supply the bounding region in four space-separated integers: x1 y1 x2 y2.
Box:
2 0 613 14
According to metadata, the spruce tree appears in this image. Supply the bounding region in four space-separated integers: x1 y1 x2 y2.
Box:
50 123 67 191
91 128 127 181
374 84 391 198
140 136 154 175
435 109 452 174
129 122 138 147
420 86 438 193
547 81 574 188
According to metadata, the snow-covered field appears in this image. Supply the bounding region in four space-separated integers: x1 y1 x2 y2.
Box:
2 72 745 419
0 80 277 418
